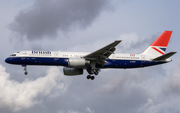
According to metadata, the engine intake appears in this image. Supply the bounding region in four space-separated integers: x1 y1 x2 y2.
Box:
68 58 90 67
63 68 83 76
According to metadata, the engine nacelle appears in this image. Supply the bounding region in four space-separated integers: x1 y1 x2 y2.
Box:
68 58 90 67
63 68 83 76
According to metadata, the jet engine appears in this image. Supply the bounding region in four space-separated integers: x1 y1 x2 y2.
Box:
68 58 90 67
63 67 83 76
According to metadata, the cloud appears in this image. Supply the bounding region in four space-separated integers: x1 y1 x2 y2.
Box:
138 95 180 113
0 65 69 112
57 107 94 113
163 59 180 95
137 59 180 113
116 32 156 53
9 0 110 41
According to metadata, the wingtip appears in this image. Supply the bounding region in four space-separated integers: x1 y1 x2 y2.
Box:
115 40 122 42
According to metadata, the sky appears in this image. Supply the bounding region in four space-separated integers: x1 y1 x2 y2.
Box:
0 0 180 113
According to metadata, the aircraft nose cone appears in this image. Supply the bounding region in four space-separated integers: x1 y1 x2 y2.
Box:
5 58 11 63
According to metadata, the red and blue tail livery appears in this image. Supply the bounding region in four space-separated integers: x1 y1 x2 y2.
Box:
5 31 176 80
142 31 172 56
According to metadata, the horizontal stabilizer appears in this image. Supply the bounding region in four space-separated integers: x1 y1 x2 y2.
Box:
152 52 176 61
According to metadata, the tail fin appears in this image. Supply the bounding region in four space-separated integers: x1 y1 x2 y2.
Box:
142 31 172 56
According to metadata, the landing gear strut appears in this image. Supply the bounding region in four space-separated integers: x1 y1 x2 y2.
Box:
93 70 99 75
22 65 28 75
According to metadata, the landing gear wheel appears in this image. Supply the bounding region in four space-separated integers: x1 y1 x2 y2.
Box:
24 71 28 75
94 71 98 75
91 76 95 80
87 75 95 80
87 75 91 79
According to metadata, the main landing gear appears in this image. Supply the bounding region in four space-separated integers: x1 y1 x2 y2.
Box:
22 65 28 75
86 68 99 80
87 75 95 80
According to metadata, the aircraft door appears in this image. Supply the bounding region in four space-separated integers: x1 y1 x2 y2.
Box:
141 55 145 63
21 51 27 60
112 54 118 67
112 55 115 61
54 52 59 61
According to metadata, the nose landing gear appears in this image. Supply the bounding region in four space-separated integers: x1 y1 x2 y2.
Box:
22 65 28 75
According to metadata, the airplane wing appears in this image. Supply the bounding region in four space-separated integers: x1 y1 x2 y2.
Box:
83 40 121 61
152 52 177 61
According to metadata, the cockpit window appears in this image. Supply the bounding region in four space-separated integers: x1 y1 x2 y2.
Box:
10 54 16 57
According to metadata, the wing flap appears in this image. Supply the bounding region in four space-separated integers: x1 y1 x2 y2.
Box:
152 52 176 61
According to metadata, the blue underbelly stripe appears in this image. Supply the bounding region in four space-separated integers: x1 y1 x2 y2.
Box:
6 57 69 66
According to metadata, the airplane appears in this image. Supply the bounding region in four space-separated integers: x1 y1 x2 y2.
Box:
5 31 176 80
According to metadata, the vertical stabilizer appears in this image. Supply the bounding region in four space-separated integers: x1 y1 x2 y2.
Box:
142 31 172 56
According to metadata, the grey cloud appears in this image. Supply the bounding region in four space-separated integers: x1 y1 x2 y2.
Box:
163 59 180 95
117 32 156 53
130 34 159 52
0 65 69 112
45 69 154 113
9 0 109 41
10 65 168 113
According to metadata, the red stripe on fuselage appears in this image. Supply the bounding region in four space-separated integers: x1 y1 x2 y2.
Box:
152 47 164 55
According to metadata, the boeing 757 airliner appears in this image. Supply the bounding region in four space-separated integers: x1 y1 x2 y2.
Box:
5 31 176 80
